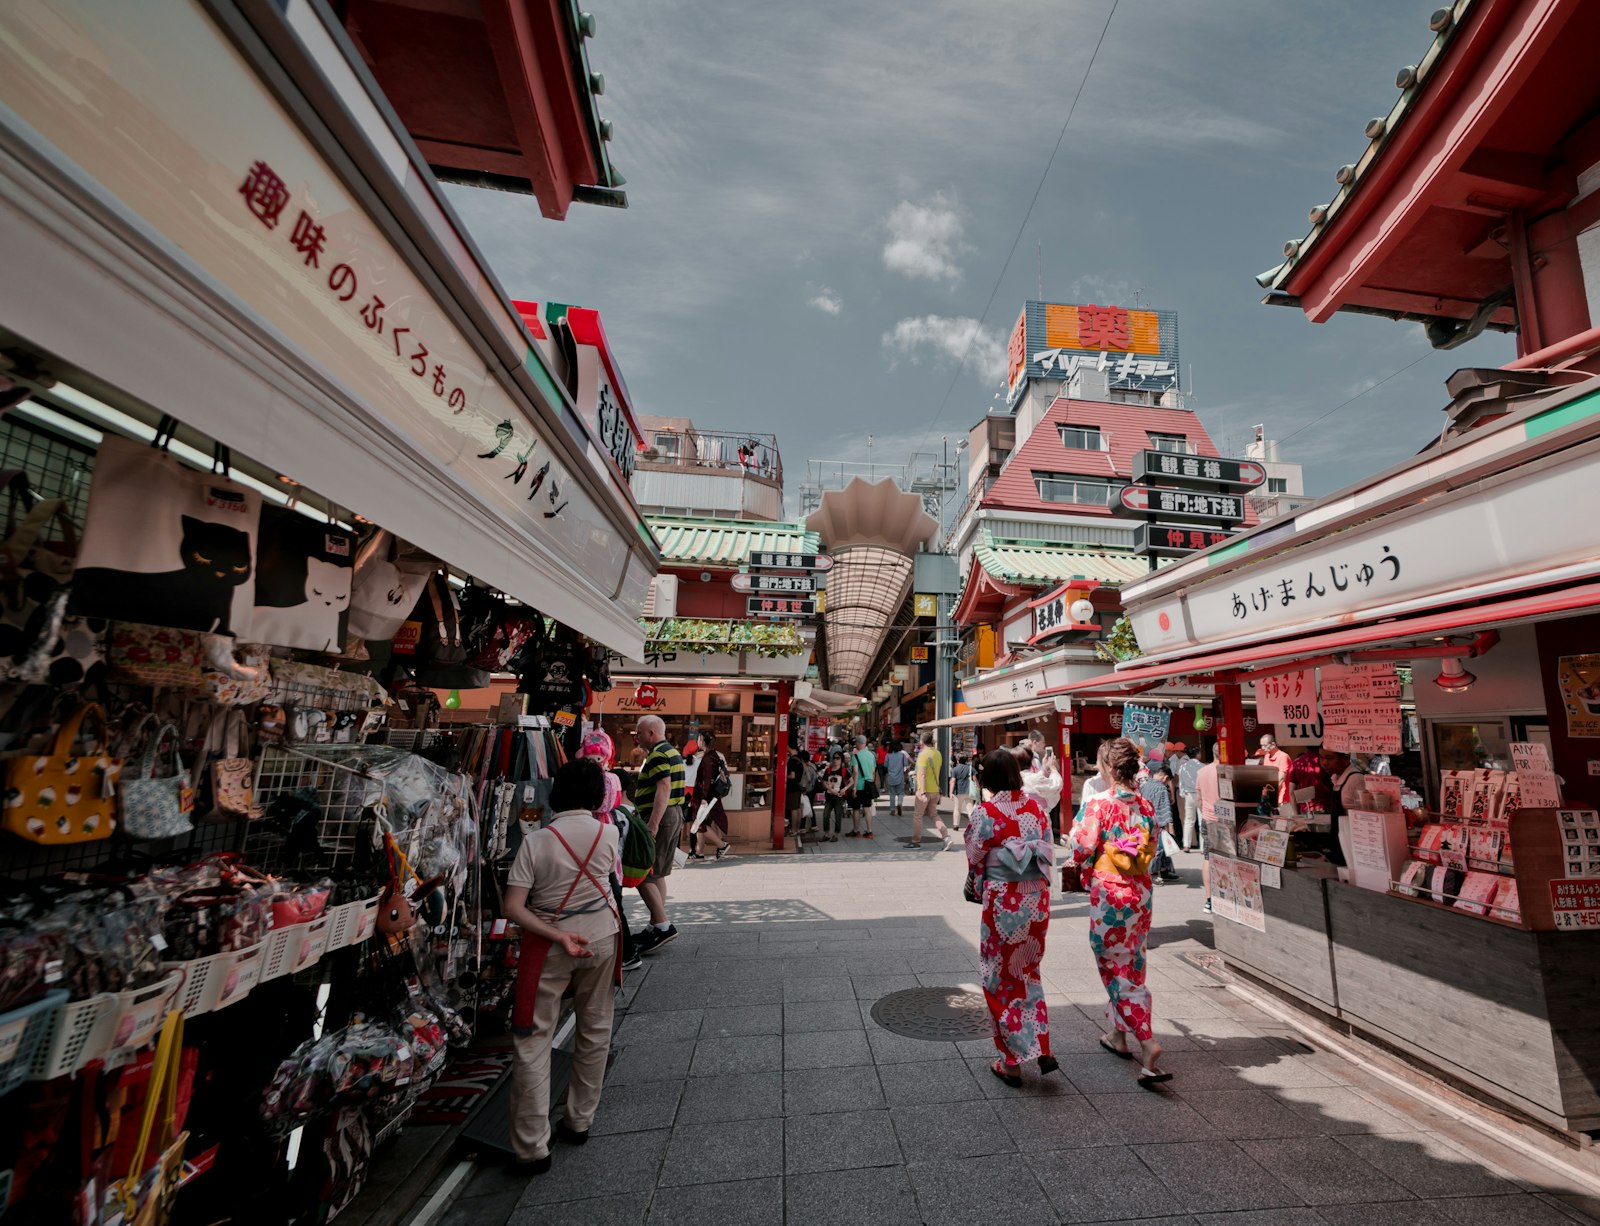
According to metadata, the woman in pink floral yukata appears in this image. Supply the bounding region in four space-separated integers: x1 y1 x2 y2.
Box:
964 748 1058 1087
1069 736 1172 1086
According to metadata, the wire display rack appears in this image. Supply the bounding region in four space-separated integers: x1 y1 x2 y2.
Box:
0 412 96 527
245 746 381 873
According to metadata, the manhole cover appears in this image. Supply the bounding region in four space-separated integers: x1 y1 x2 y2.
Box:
870 987 992 1041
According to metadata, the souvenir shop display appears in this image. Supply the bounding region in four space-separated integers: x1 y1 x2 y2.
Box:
2 702 120 845
250 507 356 654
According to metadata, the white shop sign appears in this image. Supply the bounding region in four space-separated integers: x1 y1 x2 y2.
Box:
1033 591 1067 639
0 0 647 651
1129 444 1600 655
1252 669 1318 726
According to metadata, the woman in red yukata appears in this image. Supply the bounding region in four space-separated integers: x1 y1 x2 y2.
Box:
964 748 1057 1087
1069 736 1172 1086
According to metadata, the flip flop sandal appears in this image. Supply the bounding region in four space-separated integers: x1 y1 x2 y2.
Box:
1099 1036 1134 1059
990 1060 1022 1087
1137 1067 1174 1087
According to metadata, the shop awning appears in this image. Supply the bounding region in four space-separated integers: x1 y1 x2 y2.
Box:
792 683 864 716
1042 579 1600 698
918 700 1057 730
648 516 820 567
973 528 1148 587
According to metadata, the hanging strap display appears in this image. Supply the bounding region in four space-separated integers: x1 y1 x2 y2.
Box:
106 1009 188 1226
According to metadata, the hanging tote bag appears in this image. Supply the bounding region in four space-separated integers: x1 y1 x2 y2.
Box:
250 506 356 653
2 702 121 844
105 1010 188 1226
412 573 490 689
0 479 106 687
107 623 212 692
119 715 194 840
346 530 432 644
70 427 261 637
206 709 255 820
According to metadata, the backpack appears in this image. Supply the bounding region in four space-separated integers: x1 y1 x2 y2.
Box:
710 756 732 800
800 760 819 792
616 805 655 888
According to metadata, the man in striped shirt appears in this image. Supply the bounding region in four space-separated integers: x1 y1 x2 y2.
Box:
632 715 686 954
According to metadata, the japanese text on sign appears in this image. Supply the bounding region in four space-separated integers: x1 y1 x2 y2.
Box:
1230 548 1402 622
1551 878 1600 930
240 161 570 520
1254 669 1317 725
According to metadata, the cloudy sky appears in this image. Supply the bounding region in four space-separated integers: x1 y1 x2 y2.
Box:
444 0 1514 504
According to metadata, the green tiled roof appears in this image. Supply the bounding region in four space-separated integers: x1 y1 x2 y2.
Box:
647 515 820 567
974 527 1147 586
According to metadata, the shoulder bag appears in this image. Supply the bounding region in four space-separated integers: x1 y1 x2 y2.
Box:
119 715 194 840
3 702 121 843
104 1010 188 1226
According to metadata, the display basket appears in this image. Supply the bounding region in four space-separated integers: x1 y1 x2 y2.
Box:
0 990 69 1094
346 894 382 946
29 992 113 1081
259 925 302 983
290 916 331 974
202 943 265 1013
97 971 182 1057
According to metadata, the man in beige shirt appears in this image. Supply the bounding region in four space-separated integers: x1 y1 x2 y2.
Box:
504 758 620 1171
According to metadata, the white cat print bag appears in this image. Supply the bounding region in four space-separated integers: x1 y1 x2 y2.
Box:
251 507 356 652
346 529 433 644
70 430 261 637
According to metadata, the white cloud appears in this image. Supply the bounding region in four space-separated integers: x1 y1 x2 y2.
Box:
882 315 1007 384
807 286 843 315
882 193 969 284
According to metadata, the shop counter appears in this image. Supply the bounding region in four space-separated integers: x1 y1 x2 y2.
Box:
1215 868 1600 1133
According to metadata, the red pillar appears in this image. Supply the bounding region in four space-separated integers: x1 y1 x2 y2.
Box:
1217 682 1246 766
772 681 791 850
1056 709 1072 814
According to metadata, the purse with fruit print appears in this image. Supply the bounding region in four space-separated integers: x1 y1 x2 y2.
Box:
3 702 122 844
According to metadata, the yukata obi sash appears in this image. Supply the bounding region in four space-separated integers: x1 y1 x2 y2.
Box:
985 834 1054 883
512 824 622 1035
1093 793 1155 878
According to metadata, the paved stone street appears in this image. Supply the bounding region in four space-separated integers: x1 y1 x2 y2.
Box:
440 806 1600 1226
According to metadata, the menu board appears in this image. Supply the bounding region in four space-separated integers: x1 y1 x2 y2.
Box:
1320 663 1402 754
1210 856 1240 921
1344 808 1408 892
1253 828 1291 867
1557 809 1600 878
1234 860 1265 931
1509 742 1561 810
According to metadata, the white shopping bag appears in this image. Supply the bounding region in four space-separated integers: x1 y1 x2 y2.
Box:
689 800 714 833
800 794 813 818
1161 830 1180 858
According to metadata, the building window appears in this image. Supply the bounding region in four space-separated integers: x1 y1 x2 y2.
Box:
1147 432 1194 455
1267 477 1288 493
1057 425 1106 452
1034 474 1117 506
653 433 680 458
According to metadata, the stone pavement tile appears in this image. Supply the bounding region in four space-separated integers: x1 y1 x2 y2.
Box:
843 953 918 977
676 1070 782 1124
1156 989 1231 1019
907 1153 1054 1226
1270 1085 1415 1135
915 971 983 989
607 1041 695 1086
659 1117 783 1187
785 1166 921 1226
590 1080 684 1136
1085 1093 1223 1145
785 1029 873 1070
714 983 784 1007
784 1065 887 1116
891 1101 1016 1161
851 974 920 1001
785 999 867 1033
1168 1017 1286 1051
779 955 852 978
515 1129 671 1206
1220 1049 1345 1091
785 1107 905 1173
1238 1136 1414 1205
617 1009 705 1046
699 1004 783 1037
965 1056 1082 1101
1027 1143 1185 1222
1060 1051 1157 1094
909 950 981 974
439 1186 522 1226
866 1028 963 1065
875 1057 986 1107
1137 1139 1305 1213
689 1034 782 1076
505 1192 651 1226
1435 1192 1600 1225
1155 1049 1253 1091
1315 1201 1458 1225
782 976 857 1002
645 1177 783 1226
626 983 710 1013
992 1091 1114 1149
1191 1210 1328 1226
1333 1132 1518 1199
1175 1088 1328 1140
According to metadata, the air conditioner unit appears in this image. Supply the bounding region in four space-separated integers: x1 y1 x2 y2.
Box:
642 574 679 618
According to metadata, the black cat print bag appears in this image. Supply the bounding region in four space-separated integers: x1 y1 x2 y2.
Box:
70 431 262 637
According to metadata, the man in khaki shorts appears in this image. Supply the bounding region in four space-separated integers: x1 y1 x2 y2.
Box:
910 731 952 849
632 715 685 954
